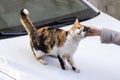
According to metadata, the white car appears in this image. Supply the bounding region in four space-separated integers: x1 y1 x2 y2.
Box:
0 0 120 80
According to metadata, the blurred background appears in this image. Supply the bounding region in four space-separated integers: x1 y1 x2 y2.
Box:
89 0 120 20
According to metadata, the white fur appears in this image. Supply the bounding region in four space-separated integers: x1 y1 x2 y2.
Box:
33 33 85 58
58 34 82 56
23 9 29 16
33 48 45 57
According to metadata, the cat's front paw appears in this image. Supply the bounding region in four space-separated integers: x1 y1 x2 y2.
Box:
74 68 80 73
64 67 69 70
61 65 69 70
72 67 80 73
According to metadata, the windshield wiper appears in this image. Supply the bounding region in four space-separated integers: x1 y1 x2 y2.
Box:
35 16 91 29
35 16 78 29
56 16 77 23
0 32 27 39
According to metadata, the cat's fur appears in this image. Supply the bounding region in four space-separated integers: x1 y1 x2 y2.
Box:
20 9 89 73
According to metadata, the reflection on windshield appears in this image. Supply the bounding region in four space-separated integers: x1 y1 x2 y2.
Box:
0 0 96 33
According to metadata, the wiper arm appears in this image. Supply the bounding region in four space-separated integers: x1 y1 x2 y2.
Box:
56 16 77 23
35 16 91 29
0 32 27 39
36 16 78 29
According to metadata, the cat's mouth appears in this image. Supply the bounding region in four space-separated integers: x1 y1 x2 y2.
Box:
77 32 81 35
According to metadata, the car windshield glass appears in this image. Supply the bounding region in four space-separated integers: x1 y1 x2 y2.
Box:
0 0 98 35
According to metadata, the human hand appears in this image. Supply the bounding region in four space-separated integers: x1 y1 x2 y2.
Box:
85 25 102 36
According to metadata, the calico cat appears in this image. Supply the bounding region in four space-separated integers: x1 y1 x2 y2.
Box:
20 9 89 73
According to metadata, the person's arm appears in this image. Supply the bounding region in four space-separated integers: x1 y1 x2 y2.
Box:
101 28 120 45
86 26 120 45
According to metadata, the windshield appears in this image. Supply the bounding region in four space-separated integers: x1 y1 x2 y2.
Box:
0 0 98 38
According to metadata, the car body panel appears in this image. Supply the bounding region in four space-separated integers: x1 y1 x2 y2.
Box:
0 1 120 80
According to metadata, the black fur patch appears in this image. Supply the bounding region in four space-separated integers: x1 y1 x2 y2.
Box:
83 26 90 32
33 34 49 53
72 66 76 71
66 31 68 36
57 55 65 70
56 28 63 32
50 32 55 49
41 29 46 33
20 9 27 16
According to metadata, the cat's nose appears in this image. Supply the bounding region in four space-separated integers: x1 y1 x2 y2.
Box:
83 26 90 32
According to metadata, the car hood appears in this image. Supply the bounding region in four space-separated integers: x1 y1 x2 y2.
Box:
0 12 120 80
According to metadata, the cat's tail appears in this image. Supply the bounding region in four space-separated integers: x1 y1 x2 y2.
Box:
20 9 36 35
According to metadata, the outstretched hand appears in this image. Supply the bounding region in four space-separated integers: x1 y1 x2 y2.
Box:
85 25 102 36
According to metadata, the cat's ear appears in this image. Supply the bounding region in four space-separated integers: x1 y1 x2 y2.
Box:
74 18 79 24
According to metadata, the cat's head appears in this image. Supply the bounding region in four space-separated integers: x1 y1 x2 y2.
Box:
69 19 89 38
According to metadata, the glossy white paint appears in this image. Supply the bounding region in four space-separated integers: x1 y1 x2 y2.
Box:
0 1 120 80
